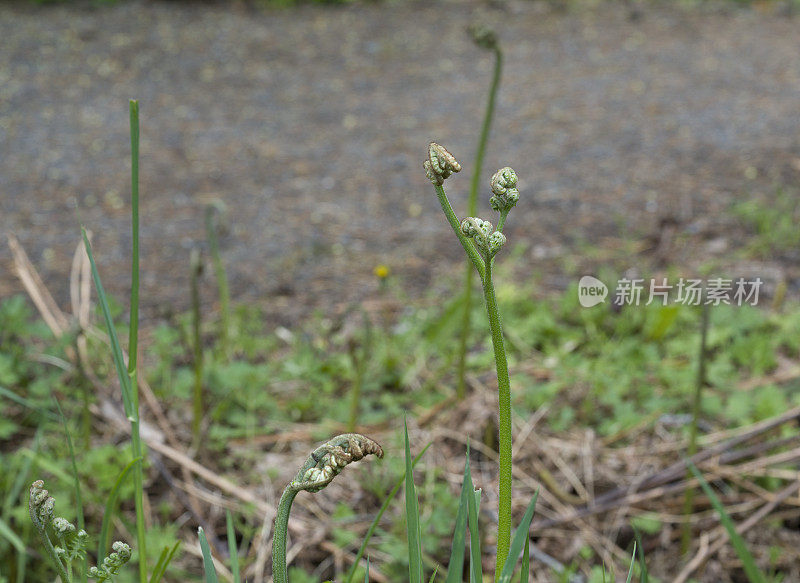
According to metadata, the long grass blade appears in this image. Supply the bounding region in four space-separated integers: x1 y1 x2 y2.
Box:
404 419 423 583
364 557 370 583
634 528 648 583
226 510 240 583
149 541 181 583
624 542 637 583
687 462 767 583
0 386 57 421
205 203 231 359
498 490 539 583
128 99 140 379
190 247 204 442
445 449 471 583
6 430 38 583
0 516 25 554
465 456 481 583
198 527 219 583
519 535 530 583
129 98 147 583
3 428 40 516
82 228 133 415
344 443 431 583
98 457 140 559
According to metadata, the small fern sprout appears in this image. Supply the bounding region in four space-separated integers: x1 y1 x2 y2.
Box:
461 216 506 258
272 434 383 583
487 230 507 254
468 23 498 51
29 480 130 583
489 166 519 213
88 541 132 582
29 480 55 532
424 142 462 185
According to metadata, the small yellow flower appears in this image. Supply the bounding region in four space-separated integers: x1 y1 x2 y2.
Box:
373 264 390 279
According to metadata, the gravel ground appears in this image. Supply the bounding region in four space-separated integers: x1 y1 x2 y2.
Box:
1 0 799 322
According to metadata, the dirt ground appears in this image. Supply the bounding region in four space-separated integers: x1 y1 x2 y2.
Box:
1 0 799 326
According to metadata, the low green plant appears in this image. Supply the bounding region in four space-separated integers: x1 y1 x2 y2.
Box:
28 480 131 583
733 186 800 258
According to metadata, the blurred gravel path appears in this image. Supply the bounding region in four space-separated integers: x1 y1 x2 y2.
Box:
1 0 799 324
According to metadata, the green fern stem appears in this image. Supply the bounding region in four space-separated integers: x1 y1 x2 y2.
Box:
433 184 485 280
272 486 298 583
482 258 513 577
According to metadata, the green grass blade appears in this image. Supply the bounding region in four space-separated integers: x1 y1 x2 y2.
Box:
3 428 40 517
364 557 369 583
98 457 140 559
55 398 87 581
226 510 240 583
0 516 25 554
198 527 219 583
344 443 431 583
445 449 471 583
428 565 439 583
634 528 648 583
624 542 637 583
404 419 423 583
205 204 231 359
190 247 204 442
128 99 140 378
0 386 57 421
465 455 481 583
149 546 170 583
519 534 530 583
149 541 181 583
687 462 767 583
498 489 539 583
82 228 134 416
